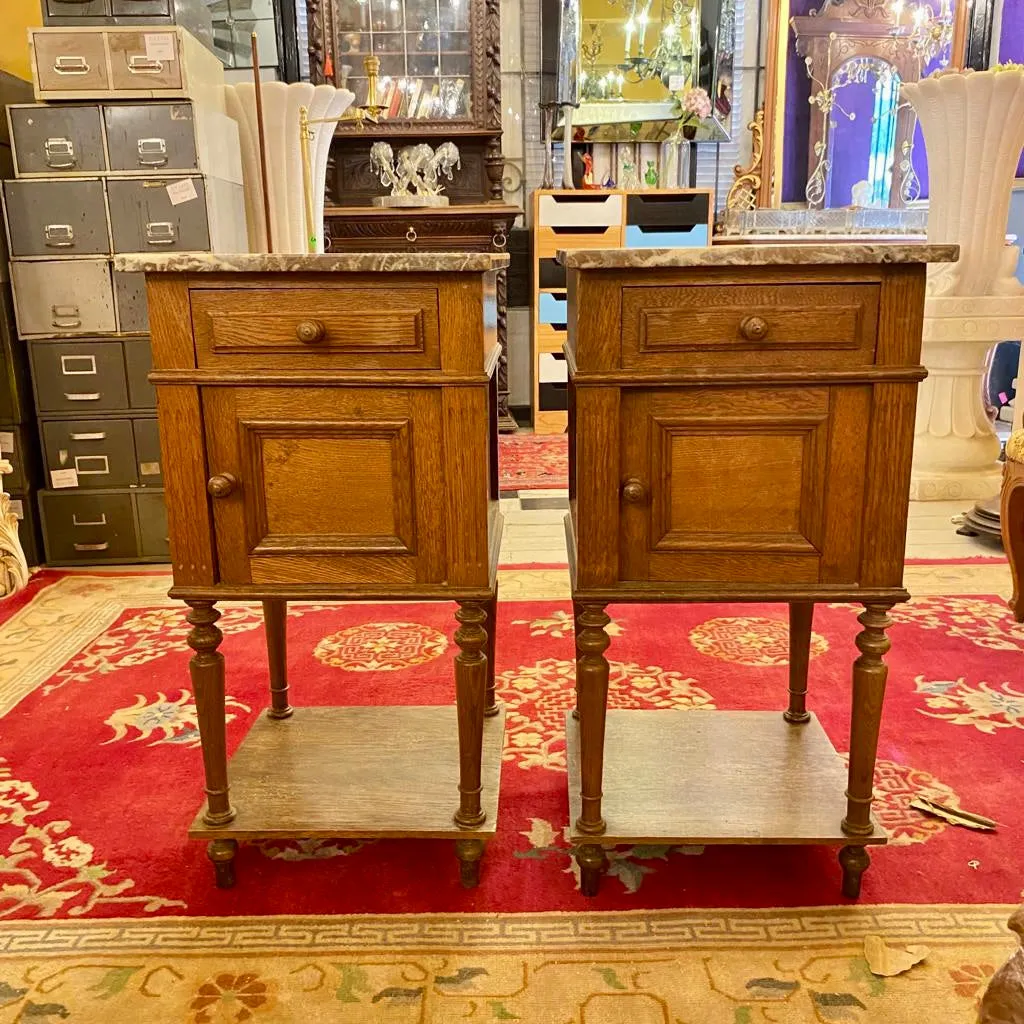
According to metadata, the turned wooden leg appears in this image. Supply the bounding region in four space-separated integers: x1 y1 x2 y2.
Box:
453 601 488 829
842 604 894 840
575 603 610 836
455 837 485 888
785 601 813 724
571 599 582 720
484 589 499 718
839 844 870 899
262 599 292 720
186 601 234 827
207 838 238 889
1001 450 1024 622
576 843 609 897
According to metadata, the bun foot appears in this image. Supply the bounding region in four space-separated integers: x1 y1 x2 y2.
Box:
455 838 485 889
839 844 870 899
208 838 238 889
576 843 608 897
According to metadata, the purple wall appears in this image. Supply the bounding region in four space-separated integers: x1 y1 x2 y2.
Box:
1001 0 1024 177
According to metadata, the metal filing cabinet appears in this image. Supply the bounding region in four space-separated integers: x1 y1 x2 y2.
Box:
3 178 111 256
42 0 213 34
39 489 138 563
107 175 209 251
7 104 106 175
11 259 117 337
30 338 131 413
42 416 139 489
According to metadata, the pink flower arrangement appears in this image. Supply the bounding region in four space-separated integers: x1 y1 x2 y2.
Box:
679 85 712 122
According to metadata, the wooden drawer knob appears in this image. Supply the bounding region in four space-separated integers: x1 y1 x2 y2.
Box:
295 319 326 344
207 473 237 498
739 315 769 341
622 478 647 504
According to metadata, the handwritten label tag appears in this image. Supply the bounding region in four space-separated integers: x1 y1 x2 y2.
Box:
166 178 198 206
50 468 79 489
145 33 177 62
0 431 13 454
668 74 686 92
139 461 161 476
9 499 23 520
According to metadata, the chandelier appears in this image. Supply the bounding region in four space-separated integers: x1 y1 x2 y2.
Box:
615 0 698 87
890 0 954 65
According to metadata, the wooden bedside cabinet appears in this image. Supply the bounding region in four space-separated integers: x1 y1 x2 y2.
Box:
116 251 508 889
561 243 958 898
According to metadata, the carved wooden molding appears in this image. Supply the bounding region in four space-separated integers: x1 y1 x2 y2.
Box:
726 109 765 212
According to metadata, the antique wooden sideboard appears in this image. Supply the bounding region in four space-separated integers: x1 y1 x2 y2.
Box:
117 251 508 888
561 242 958 897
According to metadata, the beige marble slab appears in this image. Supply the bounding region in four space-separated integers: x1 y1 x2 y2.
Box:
113 252 511 274
558 242 959 269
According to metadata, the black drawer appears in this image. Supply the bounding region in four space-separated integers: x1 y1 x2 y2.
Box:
133 418 162 486
538 258 567 290
42 418 138 489
625 192 711 229
538 382 569 411
31 339 130 413
39 489 138 563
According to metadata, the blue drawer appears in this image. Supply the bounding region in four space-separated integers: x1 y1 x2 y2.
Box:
625 223 709 248
539 291 568 325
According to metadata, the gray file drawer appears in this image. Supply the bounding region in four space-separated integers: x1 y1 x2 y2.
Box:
11 259 116 336
42 417 137 489
8 104 105 175
31 338 130 413
124 338 155 408
112 0 172 15
3 179 110 257
113 268 148 332
39 489 137 563
30 31 111 96
45 0 109 20
104 103 198 173
132 417 162 485
135 489 168 558
8 490 43 567
1 425 36 492
107 176 210 252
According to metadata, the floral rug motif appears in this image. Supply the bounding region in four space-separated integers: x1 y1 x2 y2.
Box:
1 577 1023 919
498 434 568 491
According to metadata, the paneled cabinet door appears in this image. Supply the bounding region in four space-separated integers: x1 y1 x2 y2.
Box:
617 385 872 587
202 386 448 586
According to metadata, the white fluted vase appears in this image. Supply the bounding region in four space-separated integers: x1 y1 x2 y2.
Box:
902 69 1024 500
226 82 354 254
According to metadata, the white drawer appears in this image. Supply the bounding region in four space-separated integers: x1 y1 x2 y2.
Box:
539 352 568 384
538 193 623 229
12 258 116 337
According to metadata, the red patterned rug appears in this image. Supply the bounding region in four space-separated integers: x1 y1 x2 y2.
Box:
2 577 1023 920
498 434 568 491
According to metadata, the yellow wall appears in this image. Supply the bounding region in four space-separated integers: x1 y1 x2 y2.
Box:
0 0 41 82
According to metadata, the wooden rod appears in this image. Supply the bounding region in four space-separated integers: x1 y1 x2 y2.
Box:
950 0 970 69
251 32 274 253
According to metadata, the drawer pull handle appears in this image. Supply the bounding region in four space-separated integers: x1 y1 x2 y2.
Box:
72 513 107 527
70 431 106 440
44 224 75 248
145 221 177 246
74 541 109 552
207 473 237 498
44 137 77 169
739 315 770 342
53 56 90 76
127 55 165 75
406 226 417 243
64 393 101 402
492 231 507 249
295 319 326 344
137 137 168 167
51 305 82 329
622 478 647 504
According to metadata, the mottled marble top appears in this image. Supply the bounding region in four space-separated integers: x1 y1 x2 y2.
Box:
113 251 511 273
558 242 959 269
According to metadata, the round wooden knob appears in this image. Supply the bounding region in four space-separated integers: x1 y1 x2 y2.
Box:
207 473 237 498
622 478 647 504
295 319 326 344
739 315 769 341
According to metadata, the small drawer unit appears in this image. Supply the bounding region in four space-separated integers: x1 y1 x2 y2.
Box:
3 178 110 257
30 337 131 413
11 259 117 337
42 416 138 489
623 192 713 249
7 104 105 176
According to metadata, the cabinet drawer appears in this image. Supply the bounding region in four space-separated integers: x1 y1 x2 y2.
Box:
11 259 116 337
39 489 138 562
536 225 621 260
104 102 198 173
202 387 447 585
191 285 442 370
111 0 171 17
625 192 710 229
537 257 566 290
45 0 110 20
113 268 149 332
8 103 106 175
124 337 155 407
107 31 183 92
31 338 130 413
31 31 110 94
107 176 210 252
42 417 137 489
133 417 162 485
536 323 566 354
624 223 709 248
135 489 169 558
3 179 110 257
620 281 881 370
538 193 623 228
538 291 567 326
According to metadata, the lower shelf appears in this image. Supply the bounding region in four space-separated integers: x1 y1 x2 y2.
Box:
190 705 506 842
566 709 885 847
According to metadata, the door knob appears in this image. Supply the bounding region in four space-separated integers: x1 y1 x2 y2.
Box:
207 473 237 498
622 477 647 504
739 315 769 341
295 319 326 344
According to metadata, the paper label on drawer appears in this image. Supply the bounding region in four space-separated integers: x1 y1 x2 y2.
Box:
50 468 79 489
139 461 161 476
145 33 177 62
668 74 686 92
166 179 198 206
9 499 23 520
0 431 13 454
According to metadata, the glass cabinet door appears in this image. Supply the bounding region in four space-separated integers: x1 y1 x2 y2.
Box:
335 0 473 120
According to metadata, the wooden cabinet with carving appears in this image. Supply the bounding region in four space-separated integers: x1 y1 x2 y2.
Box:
118 252 508 890
560 243 958 898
